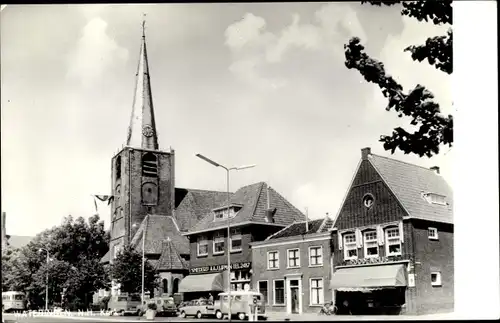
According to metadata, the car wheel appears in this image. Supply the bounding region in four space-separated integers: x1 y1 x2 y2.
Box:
180 311 186 318
238 312 246 320
216 310 223 320
196 311 202 319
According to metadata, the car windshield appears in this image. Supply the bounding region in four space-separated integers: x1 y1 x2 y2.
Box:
14 295 24 300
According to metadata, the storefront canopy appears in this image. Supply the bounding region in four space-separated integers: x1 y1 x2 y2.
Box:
178 273 225 293
330 263 407 291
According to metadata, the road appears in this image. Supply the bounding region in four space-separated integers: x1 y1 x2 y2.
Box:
2 313 204 323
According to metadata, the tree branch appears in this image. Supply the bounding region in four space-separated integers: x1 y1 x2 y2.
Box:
405 29 453 74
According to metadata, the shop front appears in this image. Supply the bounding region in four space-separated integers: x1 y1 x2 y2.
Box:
330 263 407 315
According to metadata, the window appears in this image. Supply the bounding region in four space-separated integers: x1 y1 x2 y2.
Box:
267 251 279 269
213 231 225 255
213 207 239 221
273 280 285 305
258 281 269 304
385 227 402 256
141 152 158 178
309 246 323 266
428 227 439 240
230 229 242 252
423 193 447 205
173 278 180 294
197 236 208 256
310 278 324 306
431 272 442 286
115 156 121 180
162 279 168 295
343 233 358 260
287 249 300 268
364 230 379 258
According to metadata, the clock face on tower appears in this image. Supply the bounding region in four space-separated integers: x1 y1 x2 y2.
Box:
142 125 154 137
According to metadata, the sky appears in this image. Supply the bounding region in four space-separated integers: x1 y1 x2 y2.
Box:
1 3 454 236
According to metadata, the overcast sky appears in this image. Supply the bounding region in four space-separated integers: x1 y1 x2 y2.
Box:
1 3 454 236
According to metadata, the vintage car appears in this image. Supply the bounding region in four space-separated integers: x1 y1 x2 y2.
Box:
142 296 178 316
178 299 219 319
218 291 267 320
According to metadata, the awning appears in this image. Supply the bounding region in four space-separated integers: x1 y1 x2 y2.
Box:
179 273 225 293
330 264 407 290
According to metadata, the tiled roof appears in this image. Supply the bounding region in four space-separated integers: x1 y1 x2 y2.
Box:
369 154 453 224
174 188 230 232
318 217 335 232
130 215 190 255
186 182 306 235
5 235 33 249
155 238 189 271
268 219 324 240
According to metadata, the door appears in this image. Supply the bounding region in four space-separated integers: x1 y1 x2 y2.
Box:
290 280 299 314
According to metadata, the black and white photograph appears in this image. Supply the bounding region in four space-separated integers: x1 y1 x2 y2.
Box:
1 2 498 323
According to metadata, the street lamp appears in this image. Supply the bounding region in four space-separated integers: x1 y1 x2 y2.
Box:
132 214 149 311
38 248 50 311
195 153 256 321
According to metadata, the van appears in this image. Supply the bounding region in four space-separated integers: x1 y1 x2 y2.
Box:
217 291 267 320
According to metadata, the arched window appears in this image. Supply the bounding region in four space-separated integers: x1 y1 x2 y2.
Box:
162 279 169 295
142 152 158 178
116 156 122 180
173 278 180 294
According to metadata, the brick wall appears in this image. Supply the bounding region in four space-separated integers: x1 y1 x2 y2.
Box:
252 236 332 314
411 220 454 314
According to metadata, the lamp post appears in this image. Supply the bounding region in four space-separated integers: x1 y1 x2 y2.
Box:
133 214 149 311
38 248 50 311
196 154 256 321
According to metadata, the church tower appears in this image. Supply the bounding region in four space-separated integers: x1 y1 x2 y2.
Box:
109 21 175 260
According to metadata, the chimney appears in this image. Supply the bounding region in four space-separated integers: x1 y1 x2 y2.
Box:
305 208 309 232
361 147 371 160
430 166 440 174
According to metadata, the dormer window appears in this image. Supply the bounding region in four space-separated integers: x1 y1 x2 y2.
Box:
422 192 447 206
213 204 243 221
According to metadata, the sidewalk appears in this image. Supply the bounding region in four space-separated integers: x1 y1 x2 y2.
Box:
265 311 458 321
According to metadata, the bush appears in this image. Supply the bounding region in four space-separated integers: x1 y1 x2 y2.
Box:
147 302 157 311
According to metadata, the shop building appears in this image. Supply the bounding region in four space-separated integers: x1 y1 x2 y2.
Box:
179 182 306 300
329 148 453 315
250 216 335 315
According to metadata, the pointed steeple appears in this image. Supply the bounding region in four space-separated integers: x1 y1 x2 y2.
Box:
126 16 159 150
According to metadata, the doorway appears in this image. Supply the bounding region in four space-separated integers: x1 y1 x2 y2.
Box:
289 279 300 314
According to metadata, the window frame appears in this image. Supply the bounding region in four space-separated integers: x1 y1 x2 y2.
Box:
213 231 225 255
287 248 300 268
343 232 358 260
308 246 323 267
272 279 285 306
309 277 324 306
197 236 209 257
431 272 442 286
385 227 402 257
230 229 242 252
257 280 269 305
428 227 439 240
267 250 279 270
363 230 379 258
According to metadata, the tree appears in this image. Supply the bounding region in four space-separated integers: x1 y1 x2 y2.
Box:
110 245 159 296
344 0 453 157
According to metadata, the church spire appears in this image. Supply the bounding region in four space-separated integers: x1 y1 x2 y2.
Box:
126 15 159 150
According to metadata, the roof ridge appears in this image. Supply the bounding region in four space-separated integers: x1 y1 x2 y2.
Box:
317 215 330 233
370 153 438 173
269 186 306 221
180 187 233 194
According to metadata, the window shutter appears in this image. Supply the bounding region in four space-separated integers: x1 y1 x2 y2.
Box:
338 233 343 250
377 225 384 246
399 221 404 243
356 228 363 248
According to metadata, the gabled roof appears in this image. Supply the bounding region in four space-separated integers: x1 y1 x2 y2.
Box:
186 182 306 235
174 188 230 232
155 238 189 271
368 153 453 224
130 215 190 255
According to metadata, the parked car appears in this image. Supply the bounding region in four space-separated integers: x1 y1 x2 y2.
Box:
139 296 177 317
178 299 219 319
108 294 141 316
218 291 267 321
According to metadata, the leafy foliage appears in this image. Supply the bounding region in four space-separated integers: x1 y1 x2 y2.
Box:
346 0 453 157
1 214 110 310
110 245 159 295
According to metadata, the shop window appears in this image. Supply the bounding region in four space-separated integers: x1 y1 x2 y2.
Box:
309 278 324 306
273 280 285 305
213 231 225 255
197 236 208 256
428 227 439 240
258 281 268 304
309 246 323 266
343 233 358 260
431 272 442 286
364 230 379 258
230 229 242 252
385 227 402 256
287 248 300 268
267 251 279 269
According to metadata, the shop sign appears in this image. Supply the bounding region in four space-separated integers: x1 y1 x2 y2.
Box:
190 262 251 274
